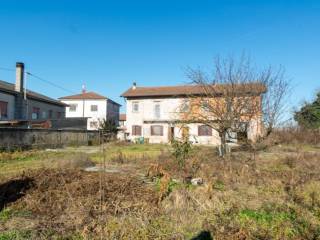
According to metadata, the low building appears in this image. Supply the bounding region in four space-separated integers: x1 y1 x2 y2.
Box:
0 62 66 122
59 90 121 130
117 113 128 140
121 83 265 145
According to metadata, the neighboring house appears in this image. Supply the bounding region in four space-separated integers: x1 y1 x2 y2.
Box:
59 91 121 130
121 83 265 145
117 113 128 140
0 62 66 122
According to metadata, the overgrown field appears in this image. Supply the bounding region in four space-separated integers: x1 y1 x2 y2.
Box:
1 141 320 239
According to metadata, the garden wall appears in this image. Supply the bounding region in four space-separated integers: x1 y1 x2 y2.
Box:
0 128 100 150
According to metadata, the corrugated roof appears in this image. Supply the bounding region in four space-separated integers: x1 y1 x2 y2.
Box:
0 80 67 106
121 83 266 98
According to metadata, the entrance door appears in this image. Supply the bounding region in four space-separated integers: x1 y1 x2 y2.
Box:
168 127 175 142
182 127 189 141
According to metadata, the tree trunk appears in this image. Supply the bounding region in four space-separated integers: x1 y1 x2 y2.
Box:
218 131 228 157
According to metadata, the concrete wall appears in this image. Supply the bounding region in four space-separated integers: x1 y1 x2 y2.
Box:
0 92 15 120
0 128 99 150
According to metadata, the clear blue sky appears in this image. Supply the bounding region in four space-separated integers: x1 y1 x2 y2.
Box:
0 0 319 115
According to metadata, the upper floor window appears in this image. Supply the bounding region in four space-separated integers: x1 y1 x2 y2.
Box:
151 125 163 136
180 100 190 112
91 105 98 112
132 102 139 113
198 125 212 136
154 102 161 119
42 111 47 119
69 104 77 112
0 101 8 119
32 107 40 120
201 100 210 112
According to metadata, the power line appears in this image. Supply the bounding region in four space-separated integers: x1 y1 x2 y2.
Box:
26 72 76 95
0 65 76 95
0 67 15 72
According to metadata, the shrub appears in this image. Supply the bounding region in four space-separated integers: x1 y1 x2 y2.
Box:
171 139 192 168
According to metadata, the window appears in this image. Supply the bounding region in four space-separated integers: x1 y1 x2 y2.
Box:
42 111 47 119
90 121 98 128
151 125 163 136
201 100 210 111
57 112 62 119
132 102 139 113
0 101 8 119
180 101 190 112
69 104 77 112
198 125 212 136
154 102 161 119
91 105 98 112
132 125 142 136
32 107 40 119
49 110 53 119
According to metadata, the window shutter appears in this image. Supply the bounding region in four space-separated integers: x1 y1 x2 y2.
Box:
198 125 212 136
132 125 141 136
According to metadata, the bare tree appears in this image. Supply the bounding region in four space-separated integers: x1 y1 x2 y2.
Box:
181 55 290 156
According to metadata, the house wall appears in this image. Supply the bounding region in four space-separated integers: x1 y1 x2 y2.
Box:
61 99 116 130
125 96 262 145
27 99 65 120
0 92 15 120
106 100 120 124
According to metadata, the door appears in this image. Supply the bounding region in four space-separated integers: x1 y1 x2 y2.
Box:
168 127 175 142
182 127 189 141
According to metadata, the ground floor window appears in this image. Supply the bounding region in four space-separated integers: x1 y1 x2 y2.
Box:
198 125 212 136
90 121 98 129
32 107 40 119
132 125 142 136
151 125 163 136
0 101 8 119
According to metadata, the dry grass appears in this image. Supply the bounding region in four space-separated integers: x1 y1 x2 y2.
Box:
1 140 320 239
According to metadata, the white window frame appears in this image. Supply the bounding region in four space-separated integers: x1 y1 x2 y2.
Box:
69 104 78 112
91 105 98 112
132 102 139 113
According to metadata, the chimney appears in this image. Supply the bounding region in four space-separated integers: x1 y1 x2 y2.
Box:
132 82 137 90
15 62 24 93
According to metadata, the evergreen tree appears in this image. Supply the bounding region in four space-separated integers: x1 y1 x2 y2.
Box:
294 92 320 129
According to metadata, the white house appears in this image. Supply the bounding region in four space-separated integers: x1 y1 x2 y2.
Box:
59 91 121 130
121 83 265 145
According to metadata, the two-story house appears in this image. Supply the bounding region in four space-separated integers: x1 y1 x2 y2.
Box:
0 62 66 122
59 91 121 130
121 83 265 145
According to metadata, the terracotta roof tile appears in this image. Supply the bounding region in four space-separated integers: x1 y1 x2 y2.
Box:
119 114 126 121
59 91 107 100
121 83 266 98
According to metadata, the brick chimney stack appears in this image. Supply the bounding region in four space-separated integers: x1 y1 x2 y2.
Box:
15 62 24 93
